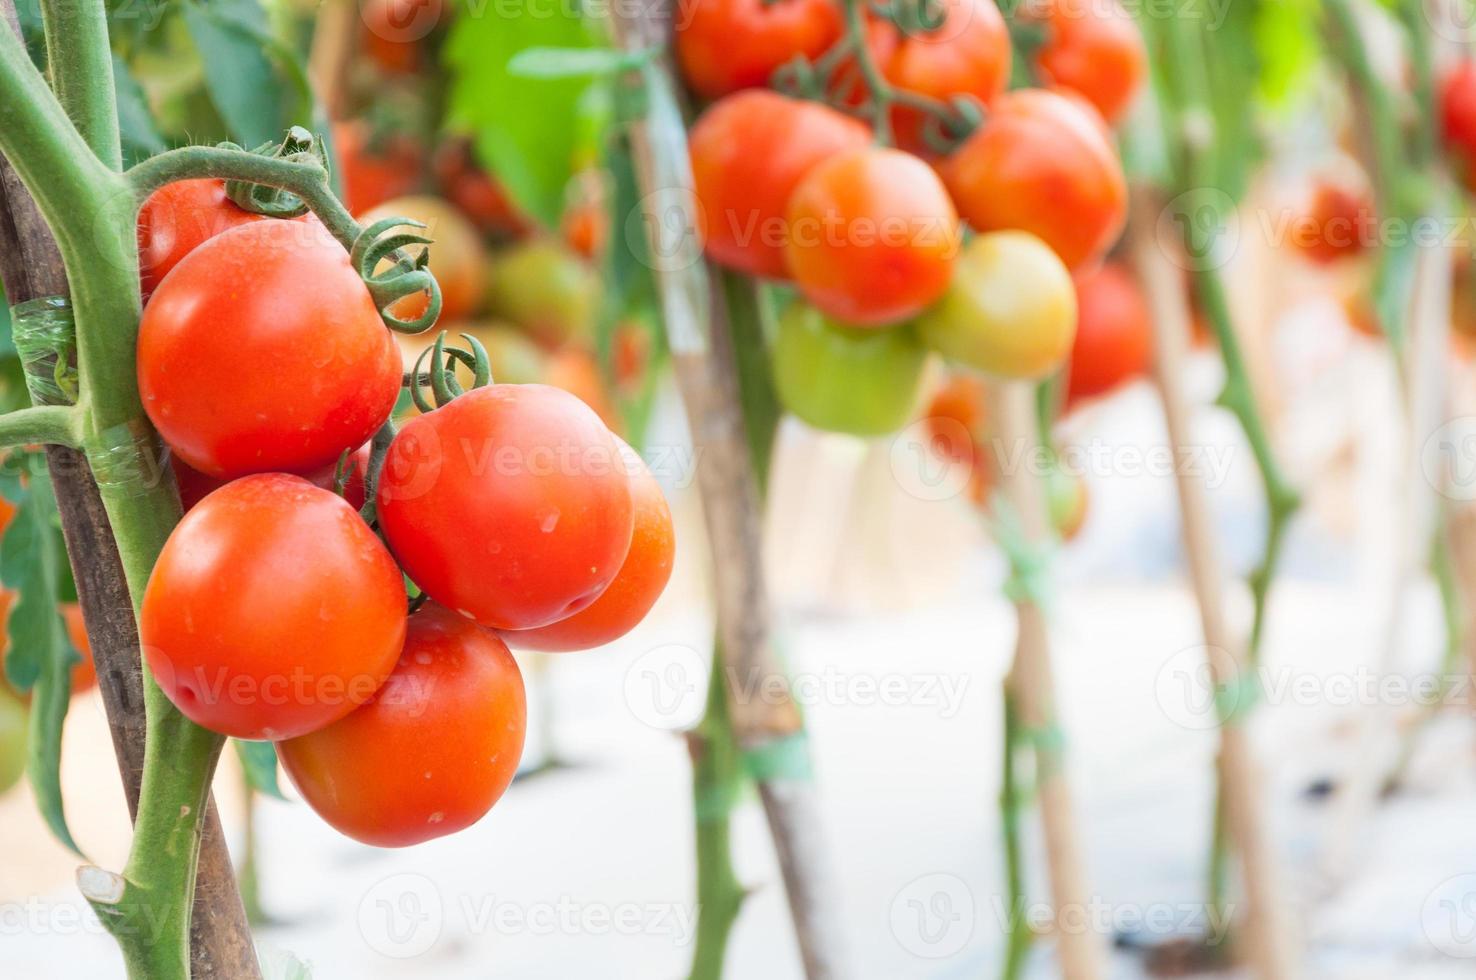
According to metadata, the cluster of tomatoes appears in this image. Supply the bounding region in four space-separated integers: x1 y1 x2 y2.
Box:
128 158 673 847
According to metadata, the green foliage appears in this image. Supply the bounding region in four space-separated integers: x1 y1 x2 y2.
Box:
444 3 611 227
1253 0 1323 108
234 739 287 800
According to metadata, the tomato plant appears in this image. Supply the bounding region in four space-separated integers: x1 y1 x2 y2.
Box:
771 301 929 435
376 384 635 630
278 601 526 846
784 146 960 325
506 441 675 651
138 217 402 479
485 240 602 346
914 230 1077 379
1030 0 1146 126
675 0 843 100
359 195 487 323
0 683 25 796
140 473 408 740
451 322 549 386
1442 61 1476 191
941 88 1126 270
1066 262 1152 404
690 91 871 280
137 179 268 297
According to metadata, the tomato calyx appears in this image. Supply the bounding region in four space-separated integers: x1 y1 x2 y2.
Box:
406 330 493 413
221 127 326 219
351 216 445 334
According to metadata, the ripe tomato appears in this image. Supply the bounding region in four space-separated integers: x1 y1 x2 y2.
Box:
924 370 987 466
172 445 369 513
942 88 1126 271
785 147 960 325
1066 262 1152 403
138 219 402 479
336 121 423 215
140 474 407 740
1442 61 1476 191
690 91 871 279
505 442 674 652
674 0 843 100
1030 0 1146 125
279 602 525 846
771 302 929 435
137 179 268 297
0 683 24 796
359 0 443 74
59 603 96 694
359 195 487 323
1290 176 1376 264
377 385 635 631
432 140 529 237
878 0 1012 152
485 240 602 346
914 231 1077 378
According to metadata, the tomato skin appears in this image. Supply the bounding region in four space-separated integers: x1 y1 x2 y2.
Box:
335 121 423 215
138 180 268 298
785 147 960 325
1443 62 1476 191
879 0 1012 152
691 91 871 279
359 0 442 74
1066 262 1152 403
0 683 24 796
1291 178 1376 264
377 385 635 631
1031 0 1146 125
504 442 673 652
140 474 407 740
675 0 843 100
432 142 529 237
485 240 602 347
924 370 987 466
279 602 526 847
772 302 929 435
360 196 487 323
138 219 402 479
914 231 1077 379
173 446 370 513
942 88 1126 271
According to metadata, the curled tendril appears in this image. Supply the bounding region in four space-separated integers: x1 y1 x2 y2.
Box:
870 0 948 35
407 332 493 413
221 126 327 218
351 217 444 334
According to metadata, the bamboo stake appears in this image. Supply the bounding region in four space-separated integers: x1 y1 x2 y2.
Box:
986 381 1105 980
1128 191 1299 980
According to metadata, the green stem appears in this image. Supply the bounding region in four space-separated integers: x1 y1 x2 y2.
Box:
238 776 266 926
723 271 781 496
840 0 894 144
0 404 81 447
39 0 120 169
687 648 746 980
999 689 1032 980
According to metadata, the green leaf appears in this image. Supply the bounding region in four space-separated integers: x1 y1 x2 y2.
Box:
507 45 655 79
112 55 168 166
444 7 611 227
1253 0 1322 107
181 0 293 147
234 739 286 800
0 467 82 856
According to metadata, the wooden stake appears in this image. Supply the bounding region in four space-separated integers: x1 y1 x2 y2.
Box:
1128 190 1299 980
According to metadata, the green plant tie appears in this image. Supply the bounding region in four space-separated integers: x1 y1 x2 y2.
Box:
10 296 78 407
1214 670 1262 726
742 731 813 783
988 497 1056 611
86 419 170 499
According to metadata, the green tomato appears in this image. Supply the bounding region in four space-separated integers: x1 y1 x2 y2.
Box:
485 240 602 347
914 230 1077 380
772 302 929 436
1046 465 1089 540
0 685 27 796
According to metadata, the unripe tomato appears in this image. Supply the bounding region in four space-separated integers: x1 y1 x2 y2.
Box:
280 602 525 847
59 603 96 694
1046 465 1088 540
1066 262 1152 403
924 370 987 466
784 147 960 325
0 684 25 796
360 195 487 323
878 0 1012 152
377 385 635 631
1290 176 1376 264
139 219 402 479
942 88 1126 270
914 231 1077 379
137 179 267 297
140 474 408 740
772 302 929 435
505 442 674 652
485 240 602 347
1442 61 1476 192
336 121 423 215
690 91 871 279
674 0 843 100
1030 0 1146 125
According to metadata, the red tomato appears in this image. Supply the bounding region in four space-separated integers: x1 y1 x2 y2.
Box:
432 140 529 237
1066 262 1152 403
674 0 843 100
376 385 635 631
1031 0 1146 125
137 179 269 298
784 146 960 325
924 371 987 467
138 219 402 479
335 121 423 215
1291 177 1376 264
359 0 443 74
942 88 1126 271
879 0 1011 152
504 442 674 652
1442 61 1476 192
174 443 371 513
59 603 96 694
690 91 870 279
140 474 407 740
278 602 526 847
0 496 15 539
